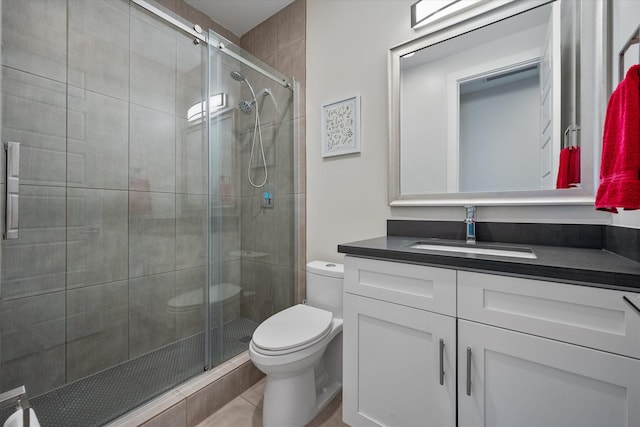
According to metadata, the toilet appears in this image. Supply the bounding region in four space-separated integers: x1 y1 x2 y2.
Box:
249 261 344 427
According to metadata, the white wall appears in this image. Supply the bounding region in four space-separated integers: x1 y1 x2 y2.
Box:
611 0 640 229
306 0 611 263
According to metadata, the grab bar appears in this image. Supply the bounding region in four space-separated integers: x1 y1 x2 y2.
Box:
0 386 30 426
4 141 19 240
618 24 639 82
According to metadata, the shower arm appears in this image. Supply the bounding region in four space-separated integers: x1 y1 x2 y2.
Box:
244 79 258 103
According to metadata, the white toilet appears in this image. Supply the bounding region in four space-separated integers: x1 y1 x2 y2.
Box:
249 261 344 427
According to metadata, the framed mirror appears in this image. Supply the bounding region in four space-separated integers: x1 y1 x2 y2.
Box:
388 0 609 206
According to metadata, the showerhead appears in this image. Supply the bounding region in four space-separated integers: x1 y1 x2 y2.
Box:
231 70 257 114
238 99 254 115
230 70 245 82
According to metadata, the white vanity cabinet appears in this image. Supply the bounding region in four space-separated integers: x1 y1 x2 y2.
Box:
343 256 640 427
343 256 457 427
457 271 640 427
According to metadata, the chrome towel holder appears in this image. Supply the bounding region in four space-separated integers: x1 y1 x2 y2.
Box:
619 24 640 82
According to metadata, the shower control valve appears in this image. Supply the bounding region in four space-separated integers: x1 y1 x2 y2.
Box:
261 185 275 209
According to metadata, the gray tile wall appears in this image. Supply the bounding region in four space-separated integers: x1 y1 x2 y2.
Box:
206 49 297 325
239 0 305 318
0 0 211 397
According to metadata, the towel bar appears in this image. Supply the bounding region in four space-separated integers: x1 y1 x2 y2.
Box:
619 24 640 82
0 386 30 426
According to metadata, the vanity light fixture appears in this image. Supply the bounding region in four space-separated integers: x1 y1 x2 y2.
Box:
187 93 226 122
411 0 481 29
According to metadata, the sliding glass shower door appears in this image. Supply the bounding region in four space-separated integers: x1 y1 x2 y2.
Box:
207 33 296 366
0 1 296 425
0 0 210 424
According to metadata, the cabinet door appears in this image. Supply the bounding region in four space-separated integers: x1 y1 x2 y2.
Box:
458 320 640 427
343 293 456 427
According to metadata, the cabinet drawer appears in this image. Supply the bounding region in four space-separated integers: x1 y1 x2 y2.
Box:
458 271 640 359
344 256 456 316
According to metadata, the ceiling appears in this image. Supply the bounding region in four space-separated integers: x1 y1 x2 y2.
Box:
184 0 296 37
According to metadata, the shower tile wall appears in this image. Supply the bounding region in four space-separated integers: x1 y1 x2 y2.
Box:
0 0 213 398
240 0 307 314
226 72 295 322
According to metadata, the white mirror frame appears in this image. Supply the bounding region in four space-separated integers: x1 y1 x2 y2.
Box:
388 0 609 206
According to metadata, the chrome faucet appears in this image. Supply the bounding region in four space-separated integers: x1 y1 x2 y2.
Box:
464 205 476 244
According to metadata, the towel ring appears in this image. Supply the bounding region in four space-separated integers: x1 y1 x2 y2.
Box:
618 24 639 83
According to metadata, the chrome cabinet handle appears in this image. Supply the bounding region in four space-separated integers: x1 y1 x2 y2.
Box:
623 296 640 317
439 339 445 386
466 347 472 396
4 142 19 240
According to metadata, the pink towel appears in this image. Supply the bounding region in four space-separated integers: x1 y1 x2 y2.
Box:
595 64 640 213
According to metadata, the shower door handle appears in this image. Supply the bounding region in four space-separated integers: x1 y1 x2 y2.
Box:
466 347 472 396
439 339 445 385
4 142 19 240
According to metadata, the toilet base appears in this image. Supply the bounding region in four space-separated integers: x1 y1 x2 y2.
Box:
263 368 316 427
262 369 342 427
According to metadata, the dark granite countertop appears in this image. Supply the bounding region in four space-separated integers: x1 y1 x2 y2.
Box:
338 235 640 293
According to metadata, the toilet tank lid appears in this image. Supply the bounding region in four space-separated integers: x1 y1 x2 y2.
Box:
306 261 344 278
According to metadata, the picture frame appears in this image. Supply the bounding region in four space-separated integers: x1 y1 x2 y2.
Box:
321 95 361 157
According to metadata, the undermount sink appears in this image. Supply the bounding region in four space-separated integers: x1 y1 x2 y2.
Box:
409 240 537 259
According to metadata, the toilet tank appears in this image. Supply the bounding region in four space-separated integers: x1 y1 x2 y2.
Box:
306 261 344 318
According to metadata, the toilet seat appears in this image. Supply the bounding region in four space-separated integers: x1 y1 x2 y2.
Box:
252 304 333 356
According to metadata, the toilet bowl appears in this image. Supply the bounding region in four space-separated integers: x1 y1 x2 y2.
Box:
3 408 40 427
168 282 241 324
249 261 344 427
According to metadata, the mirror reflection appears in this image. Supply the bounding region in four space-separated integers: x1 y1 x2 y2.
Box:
397 1 581 196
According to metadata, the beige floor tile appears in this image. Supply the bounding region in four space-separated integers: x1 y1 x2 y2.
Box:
196 396 262 427
200 380 348 427
241 377 265 409
306 395 348 427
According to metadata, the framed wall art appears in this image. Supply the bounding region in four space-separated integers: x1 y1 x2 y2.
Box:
321 95 361 158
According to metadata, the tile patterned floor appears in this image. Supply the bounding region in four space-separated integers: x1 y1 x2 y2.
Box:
196 378 349 427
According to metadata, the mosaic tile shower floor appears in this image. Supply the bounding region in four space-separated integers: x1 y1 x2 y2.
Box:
1 318 257 427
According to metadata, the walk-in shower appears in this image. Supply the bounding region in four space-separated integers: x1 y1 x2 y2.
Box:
0 0 296 425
